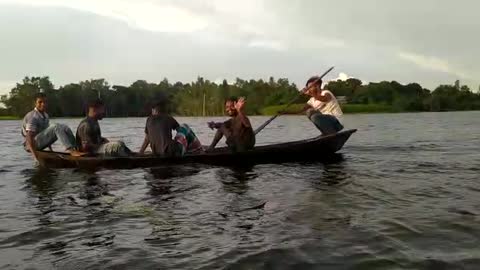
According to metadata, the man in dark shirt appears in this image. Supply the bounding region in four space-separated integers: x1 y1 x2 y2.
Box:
207 96 255 152
139 101 179 156
76 99 131 157
139 101 203 156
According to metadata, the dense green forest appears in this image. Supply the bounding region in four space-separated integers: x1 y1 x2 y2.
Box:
1 76 480 118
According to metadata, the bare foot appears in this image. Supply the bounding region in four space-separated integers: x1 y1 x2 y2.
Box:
69 150 87 157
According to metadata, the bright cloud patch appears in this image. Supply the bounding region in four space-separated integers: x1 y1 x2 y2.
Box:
0 0 209 33
336 72 350 81
0 0 346 52
398 51 470 79
248 40 287 51
0 81 16 96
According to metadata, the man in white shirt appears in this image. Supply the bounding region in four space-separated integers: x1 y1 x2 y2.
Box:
22 93 82 161
300 76 344 135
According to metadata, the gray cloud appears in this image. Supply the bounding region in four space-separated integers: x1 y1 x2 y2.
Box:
0 0 479 95
269 0 480 80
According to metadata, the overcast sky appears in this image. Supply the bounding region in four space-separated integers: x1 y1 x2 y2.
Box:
0 0 479 94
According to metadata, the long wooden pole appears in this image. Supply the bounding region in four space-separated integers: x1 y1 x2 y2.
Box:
203 91 206 117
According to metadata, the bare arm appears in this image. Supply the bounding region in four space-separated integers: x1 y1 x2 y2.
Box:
208 121 223 130
234 97 251 127
139 135 149 154
314 91 332 103
26 131 38 161
236 110 251 127
208 128 224 150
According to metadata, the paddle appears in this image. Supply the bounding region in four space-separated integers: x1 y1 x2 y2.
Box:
254 66 335 135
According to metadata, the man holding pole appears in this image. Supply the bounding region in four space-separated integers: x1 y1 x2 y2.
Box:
254 66 340 136
301 76 344 135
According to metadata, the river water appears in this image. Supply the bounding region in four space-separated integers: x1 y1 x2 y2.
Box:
0 112 479 269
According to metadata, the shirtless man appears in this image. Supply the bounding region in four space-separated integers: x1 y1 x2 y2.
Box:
207 97 255 152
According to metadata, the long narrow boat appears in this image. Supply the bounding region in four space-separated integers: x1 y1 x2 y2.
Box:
36 129 357 169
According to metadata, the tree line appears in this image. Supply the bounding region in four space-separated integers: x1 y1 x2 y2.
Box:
328 78 480 112
1 76 480 118
0 76 300 117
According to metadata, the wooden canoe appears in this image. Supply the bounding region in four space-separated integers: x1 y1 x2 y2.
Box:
36 129 357 169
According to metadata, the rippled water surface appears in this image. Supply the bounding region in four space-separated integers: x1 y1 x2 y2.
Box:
1 112 479 269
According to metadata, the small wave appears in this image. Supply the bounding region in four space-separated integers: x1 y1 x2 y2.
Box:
351 257 402 269
380 218 423 235
404 257 480 269
82 232 115 247
346 144 446 153
466 186 480 193
416 162 440 168
448 208 477 216
0 227 56 248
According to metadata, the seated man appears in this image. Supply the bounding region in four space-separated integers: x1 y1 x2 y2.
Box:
207 96 255 152
139 101 202 157
301 76 344 135
22 92 82 161
76 99 131 157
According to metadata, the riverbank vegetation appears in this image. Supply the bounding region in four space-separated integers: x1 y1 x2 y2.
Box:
1 76 479 118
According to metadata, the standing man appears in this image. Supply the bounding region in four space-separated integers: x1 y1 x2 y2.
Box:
76 99 131 157
207 96 255 152
300 76 344 135
22 93 82 161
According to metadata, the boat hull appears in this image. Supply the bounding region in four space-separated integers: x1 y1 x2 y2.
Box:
36 129 357 169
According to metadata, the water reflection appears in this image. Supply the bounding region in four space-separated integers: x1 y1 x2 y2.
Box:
22 168 61 227
146 168 175 198
143 167 199 245
23 167 59 199
73 171 117 249
285 159 354 231
296 155 351 189
79 173 110 203
218 166 258 195
321 163 352 187
24 167 117 246
230 165 257 181
145 166 202 199
148 165 202 180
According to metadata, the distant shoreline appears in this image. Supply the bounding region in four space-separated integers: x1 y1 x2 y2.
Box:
2 107 480 120
0 116 18 120
261 104 480 115
260 104 395 115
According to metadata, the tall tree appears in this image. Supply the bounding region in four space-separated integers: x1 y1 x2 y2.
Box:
2 76 55 117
